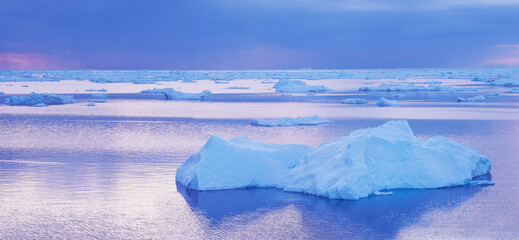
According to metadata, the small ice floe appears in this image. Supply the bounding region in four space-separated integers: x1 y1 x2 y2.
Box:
472 77 493 82
376 97 400 107
182 79 197 83
486 92 501 97
251 115 332 126
470 180 495 186
274 80 330 93
4 93 73 106
492 79 519 87
226 86 251 90
424 81 443 84
456 95 486 102
342 98 368 104
85 88 107 92
504 88 519 93
373 191 393 196
141 88 212 101
393 93 405 98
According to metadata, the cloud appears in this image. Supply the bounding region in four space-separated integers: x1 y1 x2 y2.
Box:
483 44 519 67
0 52 84 70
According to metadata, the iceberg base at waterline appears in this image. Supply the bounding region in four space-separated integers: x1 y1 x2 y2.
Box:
176 120 492 200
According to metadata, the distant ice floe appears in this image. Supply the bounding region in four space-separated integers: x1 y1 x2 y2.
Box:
457 95 486 103
0 92 4 95
4 93 73 107
182 79 197 83
376 97 400 107
85 88 107 92
359 83 477 92
492 79 519 87
273 80 330 93
141 88 212 101
504 88 519 93
226 86 251 90
393 93 405 98
341 98 368 104
472 77 493 82
486 92 501 97
251 115 332 126
176 120 492 200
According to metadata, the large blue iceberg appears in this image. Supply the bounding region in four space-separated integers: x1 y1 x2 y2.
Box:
176 120 492 200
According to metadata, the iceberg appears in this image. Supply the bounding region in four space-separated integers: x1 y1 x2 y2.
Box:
176 136 314 190
4 93 73 106
456 95 486 102
176 120 492 200
341 98 368 104
376 97 400 107
251 115 332 126
273 80 330 93
141 88 211 101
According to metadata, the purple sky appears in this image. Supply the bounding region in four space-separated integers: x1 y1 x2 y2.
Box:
1 0 519 70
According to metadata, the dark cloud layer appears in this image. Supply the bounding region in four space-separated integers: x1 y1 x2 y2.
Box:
1 0 518 69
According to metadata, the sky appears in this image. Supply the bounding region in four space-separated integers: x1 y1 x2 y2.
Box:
1 0 519 70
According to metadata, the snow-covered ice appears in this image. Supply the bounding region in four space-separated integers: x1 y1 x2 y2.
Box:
457 95 486 102
470 180 495 186
141 88 212 101
341 98 368 104
176 120 492 200
4 93 73 106
486 92 501 97
273 80 330 93
251 115 332 126
373 191 393 196
376 98 400 107
359 83 477 92
492 78 519 87
226 86 251 90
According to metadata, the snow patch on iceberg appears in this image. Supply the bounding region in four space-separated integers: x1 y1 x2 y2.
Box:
251 115 332 126
274 80 330 93
141 88 211 101
4 93 73 106
176 136 313 190
176 120 492 200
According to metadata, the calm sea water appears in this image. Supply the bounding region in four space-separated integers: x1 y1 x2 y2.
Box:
1 110 518 239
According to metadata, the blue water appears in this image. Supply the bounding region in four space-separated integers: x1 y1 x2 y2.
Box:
1 112 518 239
